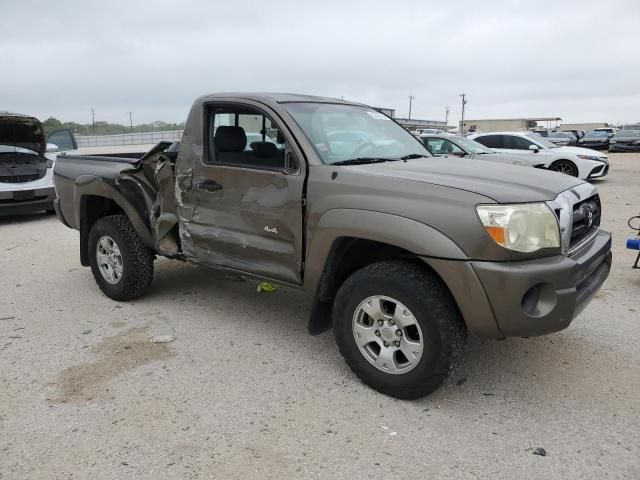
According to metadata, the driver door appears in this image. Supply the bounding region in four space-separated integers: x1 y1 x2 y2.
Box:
177 102 306 285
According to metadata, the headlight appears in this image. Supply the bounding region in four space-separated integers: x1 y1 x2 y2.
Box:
577 154 603 161
476 203 560 253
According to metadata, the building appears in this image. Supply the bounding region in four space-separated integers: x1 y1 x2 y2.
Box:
373 107 452 132
395 118 451 132
560 122 609 132
460 117 562 134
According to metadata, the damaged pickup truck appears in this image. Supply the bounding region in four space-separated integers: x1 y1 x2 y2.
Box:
53 93 612 398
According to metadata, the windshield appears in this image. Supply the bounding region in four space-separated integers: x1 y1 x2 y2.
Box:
614 130 640 138
283 103 430 164
453 136 494 154
585 131 608 138
525 133 557 148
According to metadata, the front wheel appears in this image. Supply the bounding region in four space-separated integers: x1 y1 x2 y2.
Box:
88 214 155 301
551 159 579 177
333 261 467 399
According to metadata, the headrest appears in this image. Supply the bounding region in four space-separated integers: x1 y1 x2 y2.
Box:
276 131 285 144
215 126 247 152
250 141 278 158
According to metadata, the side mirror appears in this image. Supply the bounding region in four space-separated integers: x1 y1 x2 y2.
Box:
284 151 299 174
46 143 59 153
528 144 539 152
451 151 466 157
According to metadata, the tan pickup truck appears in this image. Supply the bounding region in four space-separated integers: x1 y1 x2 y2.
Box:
53 93 612 398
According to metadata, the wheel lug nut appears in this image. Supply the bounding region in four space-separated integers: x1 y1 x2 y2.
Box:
383 341 389 347
396 330 403 336
375 330 381 337
377 320 384 327
389 320 395 326
394 341 400 347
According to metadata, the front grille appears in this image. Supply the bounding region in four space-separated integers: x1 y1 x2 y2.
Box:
0 174 42 183
570 195 601 250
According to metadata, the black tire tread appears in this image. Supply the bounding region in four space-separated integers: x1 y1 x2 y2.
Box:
88 214 155 301
333 260 467 399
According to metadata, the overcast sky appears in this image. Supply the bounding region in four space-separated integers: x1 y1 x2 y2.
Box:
2 0 639 126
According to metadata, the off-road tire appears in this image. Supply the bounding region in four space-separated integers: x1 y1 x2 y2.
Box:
88 214 155 301
333 260 467 399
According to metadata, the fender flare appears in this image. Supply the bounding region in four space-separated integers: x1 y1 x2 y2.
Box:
74 175 154 264
304 209 467 295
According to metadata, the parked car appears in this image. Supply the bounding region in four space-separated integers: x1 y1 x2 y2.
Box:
418 133 550 168
562 129 586 140
593 127 617 135
244 131 280 151
53 93 611 399
579 130 612 149
0 113 77 215
469 131 609 179
608 130 640 152
621 124 640 131
548 131 577 146
531 129 549 137
416 128 444 134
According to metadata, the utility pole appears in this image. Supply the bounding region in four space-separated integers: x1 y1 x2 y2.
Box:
128 112 134 131
408 95 416 120
91 108 95 133
459 93 467 134
445 105 450 126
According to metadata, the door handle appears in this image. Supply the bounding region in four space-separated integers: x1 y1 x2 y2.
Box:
196 180 223 192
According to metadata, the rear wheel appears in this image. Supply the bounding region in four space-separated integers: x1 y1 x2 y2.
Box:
551 159 579 177
333 261 467 399
88 214 155 301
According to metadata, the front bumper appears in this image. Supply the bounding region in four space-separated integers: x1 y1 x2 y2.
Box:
588 163 609 179
426 229 612 338
608 143 640 152
579 141 609 149
0 186 55 216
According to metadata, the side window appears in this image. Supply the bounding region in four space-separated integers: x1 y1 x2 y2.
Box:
208 107 285 169
503 135 533 150
476 135 502 149
47 129 77 151
440 139 464 155
425 138 444 154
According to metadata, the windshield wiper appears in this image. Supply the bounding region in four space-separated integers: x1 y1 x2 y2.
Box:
332 157 398 166
399 153 429 160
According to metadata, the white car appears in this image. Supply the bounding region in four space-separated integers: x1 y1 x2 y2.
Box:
468 131 609 180
0 113 77 215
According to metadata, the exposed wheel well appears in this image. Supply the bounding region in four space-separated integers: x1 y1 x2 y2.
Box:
308 237 436 335
79 195 124 266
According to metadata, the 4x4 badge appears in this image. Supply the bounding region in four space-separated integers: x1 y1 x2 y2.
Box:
264 226 278 234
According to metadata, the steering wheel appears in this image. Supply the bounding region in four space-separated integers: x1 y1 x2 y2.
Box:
351 141 376 156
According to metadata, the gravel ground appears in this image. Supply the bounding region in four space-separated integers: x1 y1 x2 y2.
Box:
1 153 639 479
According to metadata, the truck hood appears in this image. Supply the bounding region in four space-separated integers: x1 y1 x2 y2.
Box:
353 157 584 203
0 113 46 156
